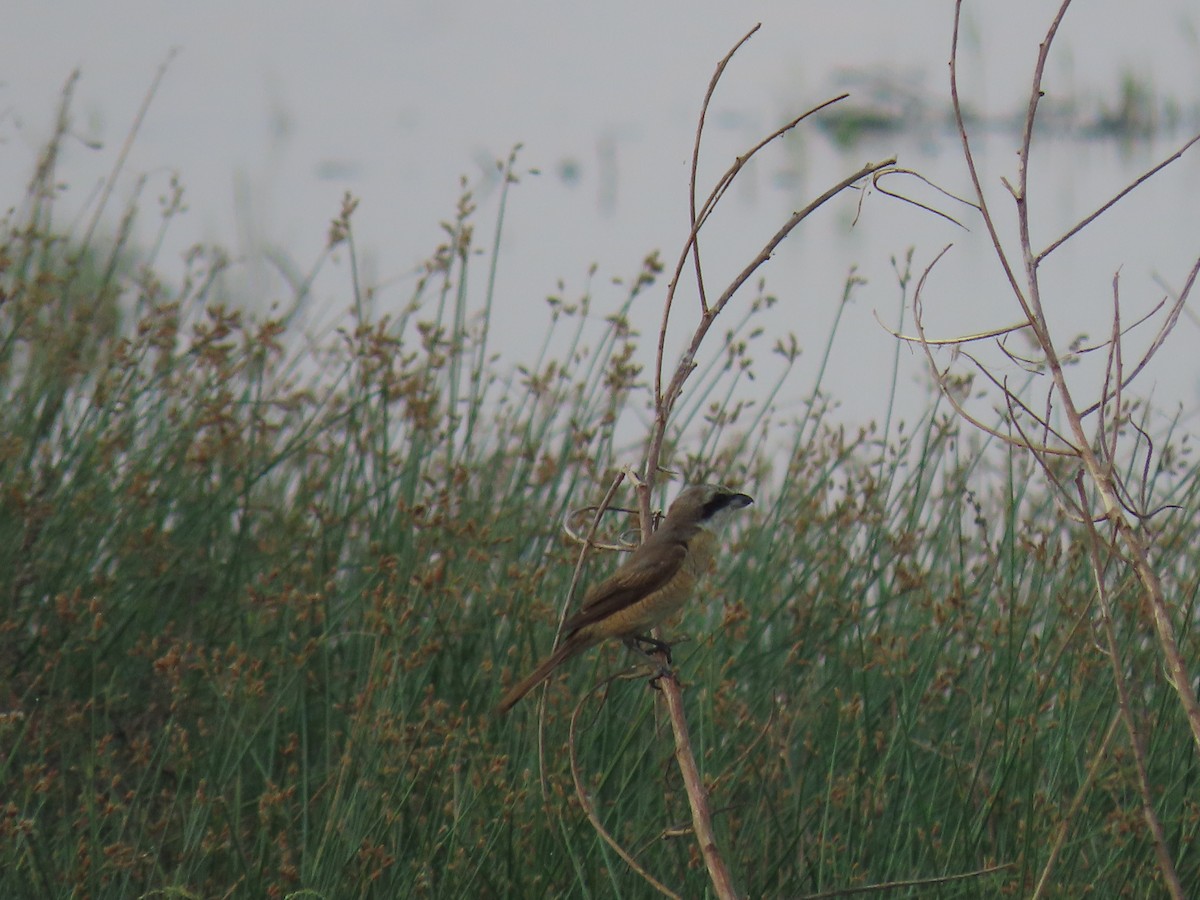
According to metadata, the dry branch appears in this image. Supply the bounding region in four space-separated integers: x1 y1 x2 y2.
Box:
903 0 1200 889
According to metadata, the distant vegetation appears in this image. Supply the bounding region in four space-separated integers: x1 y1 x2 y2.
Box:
813 65 1199 149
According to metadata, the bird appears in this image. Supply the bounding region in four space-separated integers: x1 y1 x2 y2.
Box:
496 483 753 714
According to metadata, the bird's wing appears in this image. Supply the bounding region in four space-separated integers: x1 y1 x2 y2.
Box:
562 539 687 633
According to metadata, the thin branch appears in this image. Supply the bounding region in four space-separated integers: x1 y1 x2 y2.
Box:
562 500 642 554
799 863 1015 899
1072 299 1164 357
1013 0 1073 336
964 360 1077 451
568 681 684 900
1076 255 1200 418
1097 272 1123 476
657 670 741 899
646 152 896 491
687 24 763 317
993 338 1049 375
976 297 1163 376
539 471 627 795
1030 711 1121 899
694 93 851 241
870 167 977 230
709 158 896 323
1036 130 1200 264
1126 420 1183 520
1073 475 1185 899
883 315 1030 347
949 0 1030 322
656 91 851 418
908 247 1077 456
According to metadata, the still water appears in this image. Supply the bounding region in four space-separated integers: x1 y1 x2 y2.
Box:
3 1 1198 436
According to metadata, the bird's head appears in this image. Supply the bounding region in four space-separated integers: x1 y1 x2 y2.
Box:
663 483 753 534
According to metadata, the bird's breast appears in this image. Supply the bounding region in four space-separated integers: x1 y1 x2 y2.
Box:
682 529 718 577
600 529 719 638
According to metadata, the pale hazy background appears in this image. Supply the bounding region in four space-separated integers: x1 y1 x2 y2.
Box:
3 1 1199 437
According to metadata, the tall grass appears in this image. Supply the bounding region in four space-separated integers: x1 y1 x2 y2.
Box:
2 89 1198 899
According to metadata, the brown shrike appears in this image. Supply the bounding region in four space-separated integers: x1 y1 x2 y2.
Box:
496 483 753 714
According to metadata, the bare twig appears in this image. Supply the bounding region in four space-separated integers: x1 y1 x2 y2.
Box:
1072 476 1184 900
885 297 1164 358
799 862 1014 899
607 27 900 900
908 246 1077 456
882 315 1030 347
870 167 977 230
568 678 685 900
562 499 643 554
540 470 627 794
1036 130 1200 264
912 2 1200 889
695 93 852 240
949 0 1030 323
658 88 854 427
1030 710 1122 899
686 24 764 317
945 0 1200 758
965 357 1076 450
646 155 896 501
1090 257 1200 410
658 671 742 899
1097 273 1123 474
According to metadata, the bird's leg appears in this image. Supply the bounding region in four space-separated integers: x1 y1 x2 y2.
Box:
631 634 673 665
623 634 674 690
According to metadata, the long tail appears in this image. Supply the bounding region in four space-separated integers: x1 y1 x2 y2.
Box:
496 634 594 714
